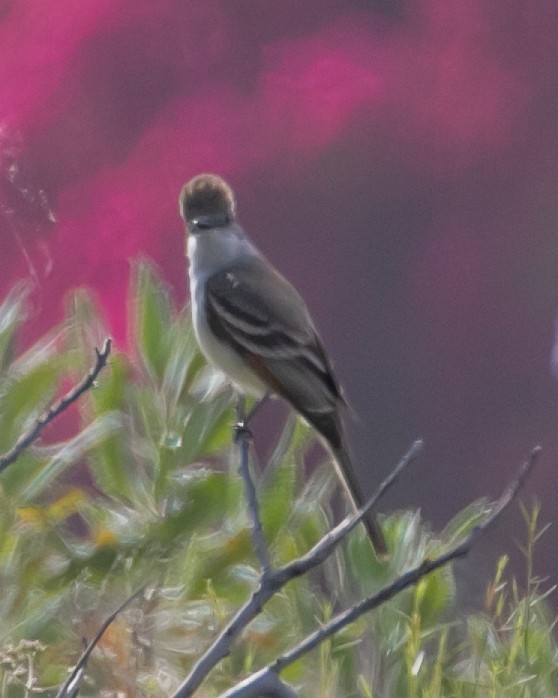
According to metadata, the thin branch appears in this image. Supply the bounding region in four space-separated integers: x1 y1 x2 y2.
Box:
56 586 144 698
221 671 298 698
220 447 542 697
235 396 272 576
171 440 422 698
274 438 423 585
0 338 112 474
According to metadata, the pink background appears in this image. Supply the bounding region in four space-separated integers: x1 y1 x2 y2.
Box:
1 0 558 591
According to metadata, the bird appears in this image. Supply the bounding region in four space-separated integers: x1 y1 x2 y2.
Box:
179 173 386 555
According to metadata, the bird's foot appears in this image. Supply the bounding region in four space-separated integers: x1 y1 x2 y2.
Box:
234 421 253 443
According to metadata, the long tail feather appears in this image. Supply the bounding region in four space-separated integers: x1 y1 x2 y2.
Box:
331 445 387 556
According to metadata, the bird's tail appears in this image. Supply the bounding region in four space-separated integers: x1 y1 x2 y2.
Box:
331 444 387 556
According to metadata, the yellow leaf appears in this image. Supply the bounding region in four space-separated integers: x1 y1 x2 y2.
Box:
94 529 118 547
16 507 47 530
47 488 87 522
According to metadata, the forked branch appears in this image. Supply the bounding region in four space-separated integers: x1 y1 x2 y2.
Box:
219 447 541 698
0 338 112 474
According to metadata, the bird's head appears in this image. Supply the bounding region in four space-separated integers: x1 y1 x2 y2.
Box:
179 174 236 230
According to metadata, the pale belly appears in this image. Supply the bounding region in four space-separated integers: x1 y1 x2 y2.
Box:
191 281 267 398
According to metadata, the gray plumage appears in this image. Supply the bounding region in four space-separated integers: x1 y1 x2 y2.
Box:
181 174 386 554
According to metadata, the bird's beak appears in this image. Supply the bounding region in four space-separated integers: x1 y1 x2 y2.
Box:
191 213 230 231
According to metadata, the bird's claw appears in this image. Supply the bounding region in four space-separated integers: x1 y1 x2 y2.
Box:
234 422 253 443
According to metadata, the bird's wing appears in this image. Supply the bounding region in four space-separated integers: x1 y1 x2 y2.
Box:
204 256 345 414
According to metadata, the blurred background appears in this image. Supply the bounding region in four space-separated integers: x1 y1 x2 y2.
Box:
1 0 558 597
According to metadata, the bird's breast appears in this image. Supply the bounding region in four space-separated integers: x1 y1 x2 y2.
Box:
189 271 267 399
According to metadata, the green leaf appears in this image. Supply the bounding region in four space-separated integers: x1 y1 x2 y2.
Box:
413 565 455 627
132 261 174 381
155 468 230 543
0 281 31 371
64 287 110 364
15 589 69 640
176 394 232 464
90 351 129 414
440 497 491 546
185 528 253 599
85 412 147 502
257 415 314 544
0 359 64 452
15 414 120 502
162 310 202 407
260 459 296 544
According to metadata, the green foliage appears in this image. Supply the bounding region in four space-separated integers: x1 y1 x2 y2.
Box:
0 264 556 696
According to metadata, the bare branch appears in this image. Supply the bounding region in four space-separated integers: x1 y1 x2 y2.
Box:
221 670 298 698
0 338 112 474
56 586 144 698
274 438 423 585
171 440 422 698
235 396 272 576
220 447 541 697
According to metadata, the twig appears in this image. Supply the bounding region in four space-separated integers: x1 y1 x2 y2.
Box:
221 671 298 698
56 586 144 698
234 396 272 576
0 338 112 474
219 447 542 698
274 439 423 585
171 440 422 698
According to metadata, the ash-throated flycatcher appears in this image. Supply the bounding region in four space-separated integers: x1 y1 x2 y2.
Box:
179 174 386 555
